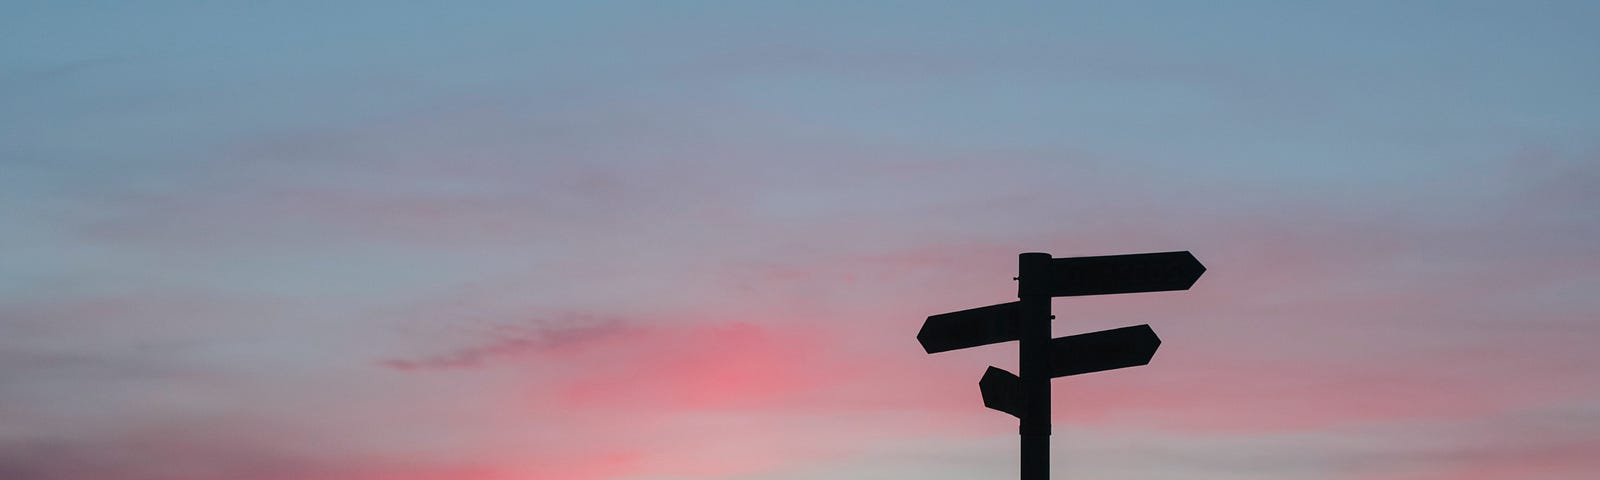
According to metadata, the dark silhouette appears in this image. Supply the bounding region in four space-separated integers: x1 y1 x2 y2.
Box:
918 251 1206 480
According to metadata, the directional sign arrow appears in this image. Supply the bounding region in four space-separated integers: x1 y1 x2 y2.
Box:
918 301 1021 354
1049 324 1162 378
979 366 1024 418
1023 251 1205 297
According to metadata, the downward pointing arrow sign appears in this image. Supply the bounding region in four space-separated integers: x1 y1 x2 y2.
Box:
917 302 1021 354
979 366 1024 418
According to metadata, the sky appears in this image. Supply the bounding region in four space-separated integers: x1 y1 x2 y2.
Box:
2 2 1598 479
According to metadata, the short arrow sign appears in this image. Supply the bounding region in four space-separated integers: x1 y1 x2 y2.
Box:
917 301 1021 354
979 366 1024 418
1049 324 1162 378
1024 251 1205 297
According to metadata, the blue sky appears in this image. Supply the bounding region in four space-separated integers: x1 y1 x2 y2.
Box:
3 2 1599 479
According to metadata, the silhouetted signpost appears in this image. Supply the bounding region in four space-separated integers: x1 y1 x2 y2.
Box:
918 251 1205 480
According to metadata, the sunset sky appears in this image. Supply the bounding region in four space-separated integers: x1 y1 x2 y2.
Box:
4 2 1598 479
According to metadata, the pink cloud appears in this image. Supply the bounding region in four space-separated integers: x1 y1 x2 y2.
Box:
550 322 829 410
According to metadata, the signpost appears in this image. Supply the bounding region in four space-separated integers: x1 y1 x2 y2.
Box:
918 251 1205 480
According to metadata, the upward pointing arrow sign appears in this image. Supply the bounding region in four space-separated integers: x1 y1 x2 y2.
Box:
978 324 1162 419
1024 251 1205 297
1048 324 1161 377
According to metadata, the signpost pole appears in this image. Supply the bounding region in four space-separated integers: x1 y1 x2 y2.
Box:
1017 252 1053 480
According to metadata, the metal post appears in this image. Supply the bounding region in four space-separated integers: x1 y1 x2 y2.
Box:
1017 252 1053 480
